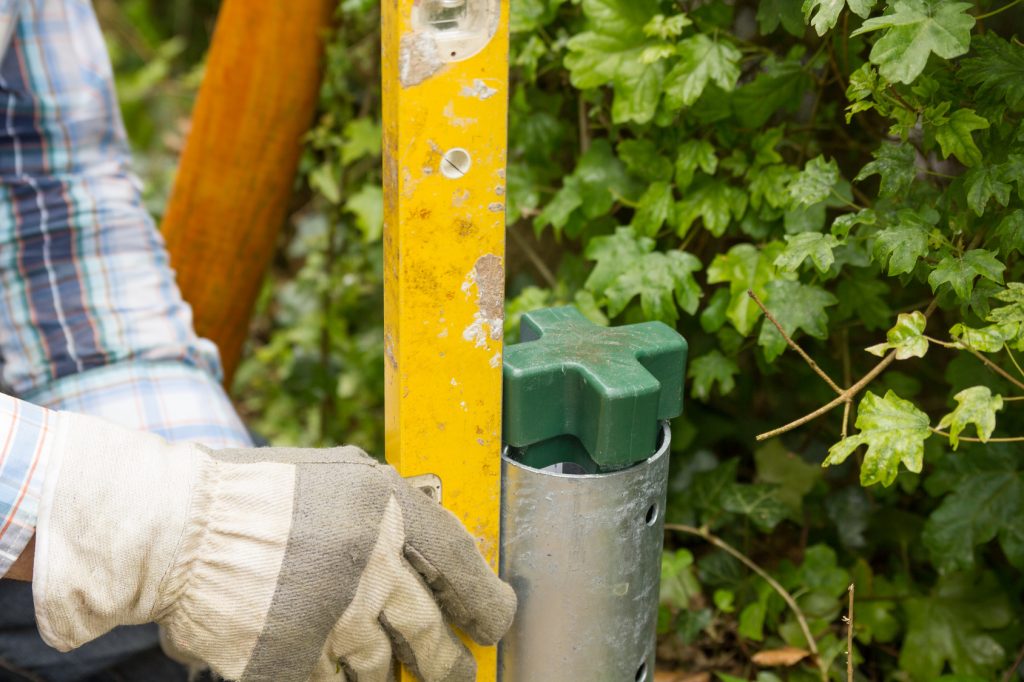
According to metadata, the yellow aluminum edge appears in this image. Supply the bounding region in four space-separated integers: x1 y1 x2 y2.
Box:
382 1 509 679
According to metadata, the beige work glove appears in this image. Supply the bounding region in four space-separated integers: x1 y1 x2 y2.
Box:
33 411 515 682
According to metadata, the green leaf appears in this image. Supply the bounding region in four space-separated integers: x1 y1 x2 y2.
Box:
871 211 932 275
721 483 790 531
535 140 634 235
757 280 837 361
933 108 989 167
856 142 916 198
309 164 341 205
674 179 747 237
733 56 813 128
937 386 1003 449
674 139 718 190
756 0 806 36
738 601 767 641
899 573 1010 680
928 249 1005 300
660 548 701 607
866 311 929 359
344 184 383 242
824 390 931 487
663 34 741 109
993 209 1024 257
564 0 664 124
707 243 784 335
836 275 892 331
340 118 382 164
988 283 1024 326
964 165 1012 216
618 139 673 182
803 0 876 37
631 181 673 236
923 447 1024 570
852 0 975 84
950 321 1021 352
755 442 822 514
584 227 702 323
775 232 839 273
643 12 692 39
789 155 839 207
688 350 740 400
959 34 1024 108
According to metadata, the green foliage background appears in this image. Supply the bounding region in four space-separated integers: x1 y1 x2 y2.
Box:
107 0 1024 679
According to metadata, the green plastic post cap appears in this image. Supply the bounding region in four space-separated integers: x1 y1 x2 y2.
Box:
503 306 688 471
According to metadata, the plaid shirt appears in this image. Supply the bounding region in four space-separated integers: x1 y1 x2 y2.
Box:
0 0 252 574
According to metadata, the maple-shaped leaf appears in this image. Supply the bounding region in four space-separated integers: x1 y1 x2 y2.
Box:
927 249 1005 300
866 311 929 359
564 0 665 124
775 232 840 273
675 179 748 237
950 321 1021 353
757 280 838 362
584 227 703 324
662 33 741 109
631 181 674 236
934 108 989 167
959 34 1024 108
789 155 839 207
688 350 740 400
923 447 1024 572
617 138 673 182
721 483 789 531
757 0 806 36
707 243 786 336
855 142 916 198
675 139 718 190
871 210 932 275
899 573 1011 680
852 0 974 84
964 165 1012 217
937 386 1003 449
824 390 931 487
803 0 876 36
994 209 1024 257
986 283 1024 348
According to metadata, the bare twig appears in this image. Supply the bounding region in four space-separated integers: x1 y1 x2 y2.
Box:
665 523 829 682
1006 347 1024 381
508 225 558 289
757 352 896 441
964 347 1024 393
1003 640 1024 682
758 301 940 441
930 427 1024 444
846 584 855 682
748 290 845 396
577 95 590 155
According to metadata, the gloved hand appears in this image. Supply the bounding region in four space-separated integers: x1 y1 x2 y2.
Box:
32 411 516 682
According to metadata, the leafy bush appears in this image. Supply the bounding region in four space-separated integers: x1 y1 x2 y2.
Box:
113 0 1024 679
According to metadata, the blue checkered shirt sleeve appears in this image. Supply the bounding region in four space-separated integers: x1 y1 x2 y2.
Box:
0 0 253 575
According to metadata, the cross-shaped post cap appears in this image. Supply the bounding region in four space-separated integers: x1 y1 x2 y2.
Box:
503 306 688 470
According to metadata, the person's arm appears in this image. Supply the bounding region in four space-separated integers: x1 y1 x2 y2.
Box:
0 0 254 580
7 536 32 581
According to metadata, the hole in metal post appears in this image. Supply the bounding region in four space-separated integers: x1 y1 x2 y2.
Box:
635 662 648 682
644 503 658 526
440 148 471 179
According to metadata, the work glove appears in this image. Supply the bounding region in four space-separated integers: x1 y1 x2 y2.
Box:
32 411 515 682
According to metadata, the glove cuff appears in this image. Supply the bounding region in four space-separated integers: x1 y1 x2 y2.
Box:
33 411 199 650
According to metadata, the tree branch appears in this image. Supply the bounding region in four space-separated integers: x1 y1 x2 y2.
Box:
665 523 828 682
757 352 896 441
964 346 1024 393
748 289 845 396
930 427 1024 444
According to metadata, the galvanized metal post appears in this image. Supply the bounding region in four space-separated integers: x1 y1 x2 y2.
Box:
381 1 509 680
500 307 688 682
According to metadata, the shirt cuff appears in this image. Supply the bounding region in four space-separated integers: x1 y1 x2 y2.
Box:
0 392 60 576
